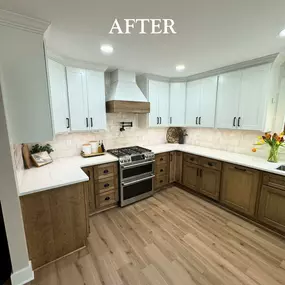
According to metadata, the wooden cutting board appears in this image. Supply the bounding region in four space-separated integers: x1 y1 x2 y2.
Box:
22 144 32 169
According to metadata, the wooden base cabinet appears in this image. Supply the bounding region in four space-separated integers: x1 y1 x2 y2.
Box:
182 161 200 192
155 152 169 191
220 163 260 216
20 183 89 269
258 185 285 233
83 162 119 215
200 168 220 200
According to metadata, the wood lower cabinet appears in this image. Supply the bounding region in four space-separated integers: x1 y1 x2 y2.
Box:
182 161 201 191
220 163 260 216
200 168 220 200
258 185 285 233
83 162 119 215
155 152 169 191
20 183 88 269
175 151 183 183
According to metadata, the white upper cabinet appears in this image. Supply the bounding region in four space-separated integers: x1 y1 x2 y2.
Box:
169 82 186 126
48 59 70 134
66 67 89 131
148 80 169 127
200 77 218 128
186 80 201 127
86 70 107 130
65 66 106 132
186 76 218 128
215 64 272 131
215 70 241 129
238 64 270 131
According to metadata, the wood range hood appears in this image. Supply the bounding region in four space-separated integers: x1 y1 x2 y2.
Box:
106 70 150 114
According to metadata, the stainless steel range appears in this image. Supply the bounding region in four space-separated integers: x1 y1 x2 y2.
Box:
107 146 155 207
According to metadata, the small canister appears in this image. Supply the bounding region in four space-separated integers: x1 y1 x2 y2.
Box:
82 144 92 155
90 141 99 153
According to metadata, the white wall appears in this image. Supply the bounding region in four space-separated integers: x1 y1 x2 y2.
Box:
0 78 33 284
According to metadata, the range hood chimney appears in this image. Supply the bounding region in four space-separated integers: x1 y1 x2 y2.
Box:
106 70 150 113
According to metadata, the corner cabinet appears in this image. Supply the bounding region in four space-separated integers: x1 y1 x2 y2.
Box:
220 163 260 216
215 63 273 131
185 76 218 128
169 82 186 126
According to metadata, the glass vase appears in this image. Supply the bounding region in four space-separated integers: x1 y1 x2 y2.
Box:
267 146 279 163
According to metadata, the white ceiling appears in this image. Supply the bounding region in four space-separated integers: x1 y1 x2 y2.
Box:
1 0 285 77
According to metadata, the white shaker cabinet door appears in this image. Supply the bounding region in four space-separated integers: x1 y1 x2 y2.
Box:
66 67 89 131
157 81 170 127
86 70 107 130
215 70 241 129
238 64 270 131
48 59 70 134
148 80 159 126
186 80 201 127
169 82 186 126
199 76 218 128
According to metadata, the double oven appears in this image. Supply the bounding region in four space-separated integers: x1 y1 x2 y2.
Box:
120 159 155 206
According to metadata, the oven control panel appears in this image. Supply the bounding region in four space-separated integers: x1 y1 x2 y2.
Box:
119 156 132 164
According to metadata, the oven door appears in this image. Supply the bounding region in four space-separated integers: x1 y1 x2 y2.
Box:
121 175 154 207
121 160 154 182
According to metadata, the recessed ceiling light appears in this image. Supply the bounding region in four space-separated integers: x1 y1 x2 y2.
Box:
100 44 114 54
176 64 185 72
278 29 285 38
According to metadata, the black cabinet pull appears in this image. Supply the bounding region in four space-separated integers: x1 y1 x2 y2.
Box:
208 162 214 167
86 118 89 128
200 169 203 177
157 117 159 124
238 117 241 127
160 117 162 124
160 158 163 161
233 117 236 127
234 166 246 172
103 169 109 174
66 118 70 129
160 180 163 183
160 169 163 172
104 183 109 188
196 117 198 125
90 117 93 128
170 117 172 124
199 117 201 125
105 196 110 201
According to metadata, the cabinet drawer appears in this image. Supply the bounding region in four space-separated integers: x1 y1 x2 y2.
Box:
263 173 285 191
95 176 118 194
95 190 117 209
155 153 169 165
183 153 199 164
155 174 169 189
94 163 118 180
200 157 222 171
155 163 169 176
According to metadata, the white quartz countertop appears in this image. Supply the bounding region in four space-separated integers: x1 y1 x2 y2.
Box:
19 144 285 196
19 153 118 196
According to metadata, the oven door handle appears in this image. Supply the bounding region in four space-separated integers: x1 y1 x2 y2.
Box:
121 160 155 169
122 175 155 187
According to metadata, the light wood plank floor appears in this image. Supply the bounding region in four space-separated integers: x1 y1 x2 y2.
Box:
31 186 285 285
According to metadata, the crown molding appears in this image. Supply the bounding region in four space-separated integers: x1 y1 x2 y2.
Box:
0 9 50 35
47 50 108 72
171 53 278 82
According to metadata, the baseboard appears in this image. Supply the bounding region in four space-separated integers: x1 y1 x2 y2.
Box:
10 261 34 285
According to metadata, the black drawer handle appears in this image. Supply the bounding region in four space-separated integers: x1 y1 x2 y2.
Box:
208 162 214 167
104 183 110 188
160 180 163 183
190 158 194 161
103 170 109 174
234 166 246 172
160 158 163 161
105 196 110 201
160 169 164 172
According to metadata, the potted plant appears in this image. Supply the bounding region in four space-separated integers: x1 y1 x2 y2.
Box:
252 132 284 163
